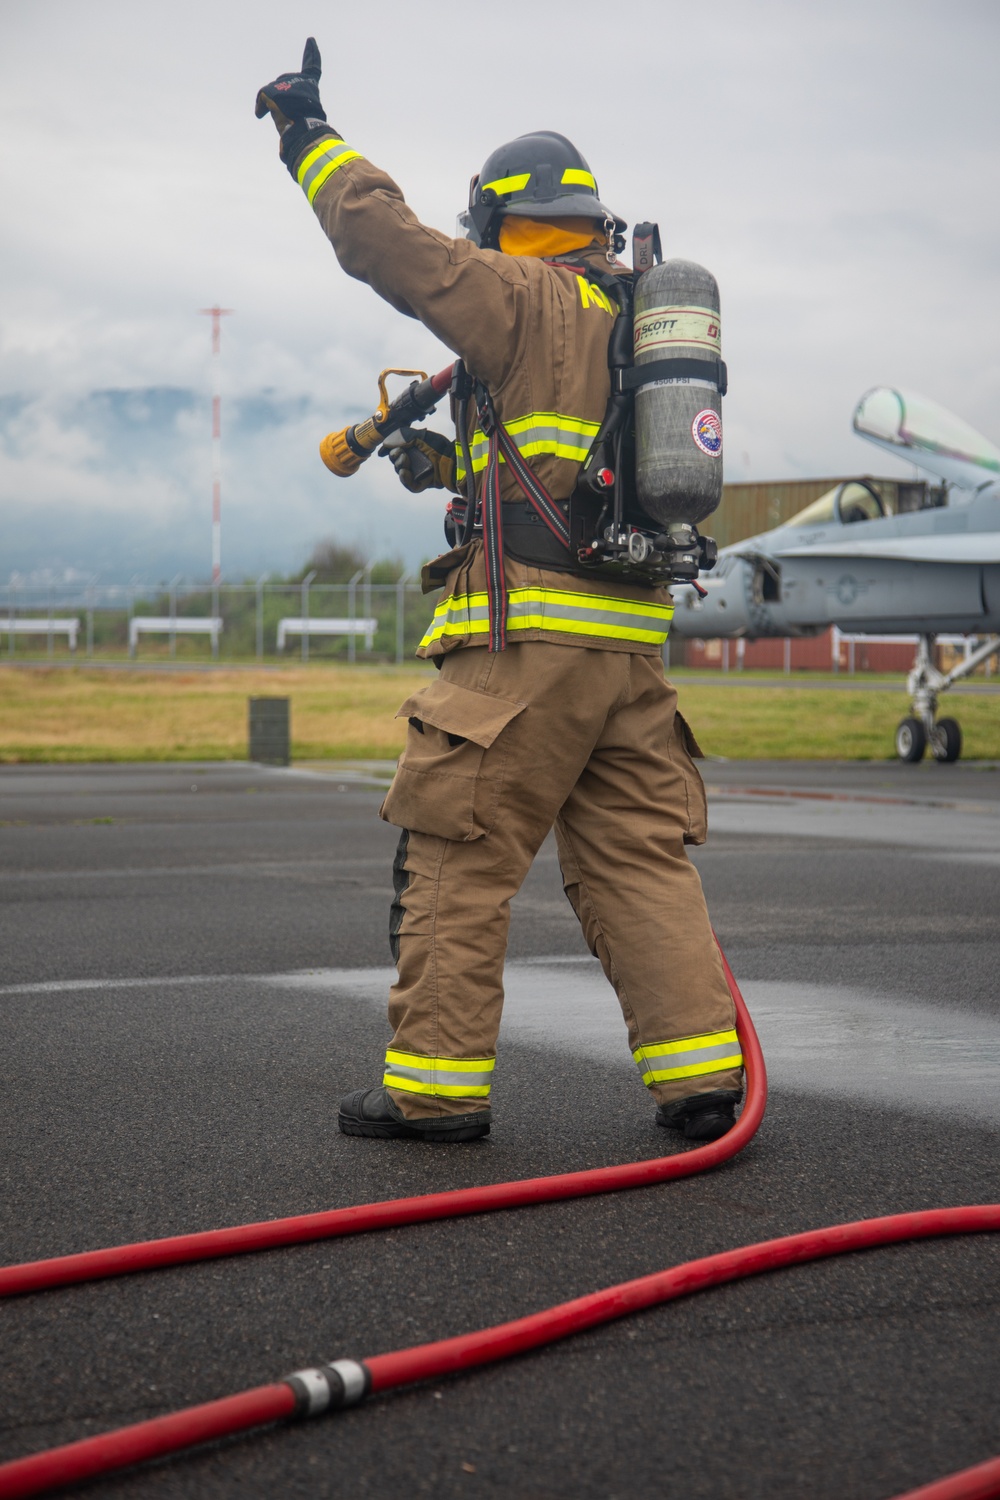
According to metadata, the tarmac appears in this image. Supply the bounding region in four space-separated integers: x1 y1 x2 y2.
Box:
1 755 998 1499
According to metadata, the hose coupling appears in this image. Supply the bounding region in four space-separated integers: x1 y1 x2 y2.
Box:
284 1359 370 1419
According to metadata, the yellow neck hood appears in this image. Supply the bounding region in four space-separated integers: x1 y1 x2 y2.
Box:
498 215 602 259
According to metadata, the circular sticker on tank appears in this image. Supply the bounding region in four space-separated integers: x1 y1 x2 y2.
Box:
692 409 722 456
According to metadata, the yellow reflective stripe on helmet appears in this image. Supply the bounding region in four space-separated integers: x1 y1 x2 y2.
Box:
481 171 531 196
418 587 673 650
454 411 601 482
561 168 597 190
297 138 363 205
632 1030 743 1088
383 1048 495 1098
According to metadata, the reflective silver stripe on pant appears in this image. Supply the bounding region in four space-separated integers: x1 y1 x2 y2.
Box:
383 1048 495 1097
634 1031 743 1086
385 1061 494 1090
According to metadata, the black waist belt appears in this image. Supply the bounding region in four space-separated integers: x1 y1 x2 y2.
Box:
500 501 579 572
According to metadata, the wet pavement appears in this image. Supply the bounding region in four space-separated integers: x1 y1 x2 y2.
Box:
0 757 998 1499
267 962 1000 1126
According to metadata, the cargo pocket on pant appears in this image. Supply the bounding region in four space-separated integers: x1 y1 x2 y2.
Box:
379 678 526 841
671 711 709 846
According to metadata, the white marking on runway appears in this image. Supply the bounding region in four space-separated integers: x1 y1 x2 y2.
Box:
0 858 386 883
0 973 245 995
705 791 1000 852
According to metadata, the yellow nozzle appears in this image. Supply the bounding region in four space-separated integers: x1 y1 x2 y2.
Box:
320 426 365 477
319 417 383 477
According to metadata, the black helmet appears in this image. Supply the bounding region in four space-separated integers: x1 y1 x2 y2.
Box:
462 131 626 250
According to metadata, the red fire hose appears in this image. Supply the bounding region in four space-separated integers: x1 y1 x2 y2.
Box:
0 947 763 1300
0 946 996 1500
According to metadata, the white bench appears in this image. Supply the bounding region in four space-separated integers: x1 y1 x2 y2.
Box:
276 617 378 652
128 616 223 656
3 618 80 650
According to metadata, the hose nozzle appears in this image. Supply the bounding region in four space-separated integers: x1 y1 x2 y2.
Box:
319 365 454 478
319 420 381 476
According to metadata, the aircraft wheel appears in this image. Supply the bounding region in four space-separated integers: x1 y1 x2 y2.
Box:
930 716 962 763
895 717 926 762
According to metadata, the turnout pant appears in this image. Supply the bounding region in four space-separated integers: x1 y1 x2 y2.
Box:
379 642 743 1120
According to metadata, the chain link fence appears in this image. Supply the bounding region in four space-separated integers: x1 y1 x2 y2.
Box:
1 572 436 664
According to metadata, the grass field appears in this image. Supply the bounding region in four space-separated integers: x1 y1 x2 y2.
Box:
0 665 434 763
0 663 998 762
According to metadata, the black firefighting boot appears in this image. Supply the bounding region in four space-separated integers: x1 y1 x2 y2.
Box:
655 1089 742 1142
338 1087 491 1143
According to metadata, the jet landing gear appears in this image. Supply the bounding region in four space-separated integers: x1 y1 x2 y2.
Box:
895 714 961 763
895 632 1000 762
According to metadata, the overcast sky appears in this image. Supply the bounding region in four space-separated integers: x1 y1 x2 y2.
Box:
1 0 998 584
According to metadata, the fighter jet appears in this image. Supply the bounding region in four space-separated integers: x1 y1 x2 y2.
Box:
671 388 1000 762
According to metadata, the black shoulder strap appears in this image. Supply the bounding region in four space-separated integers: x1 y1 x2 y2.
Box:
632 222 662 274
544 253 632 305
474 382 571 652
574 270 634 507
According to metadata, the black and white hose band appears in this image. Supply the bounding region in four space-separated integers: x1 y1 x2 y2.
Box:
284 1359 370 1418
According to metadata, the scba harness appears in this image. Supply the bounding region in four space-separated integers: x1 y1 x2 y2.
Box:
444 228 722 652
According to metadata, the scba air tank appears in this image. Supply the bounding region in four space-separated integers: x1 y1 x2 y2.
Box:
633 258 725 527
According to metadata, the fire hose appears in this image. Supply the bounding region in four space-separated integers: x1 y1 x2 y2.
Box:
0 945 997 1500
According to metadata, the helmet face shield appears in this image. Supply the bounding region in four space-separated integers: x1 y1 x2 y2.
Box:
457 174 483 244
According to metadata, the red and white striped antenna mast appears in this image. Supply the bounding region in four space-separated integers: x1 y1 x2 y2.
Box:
198 306 233 584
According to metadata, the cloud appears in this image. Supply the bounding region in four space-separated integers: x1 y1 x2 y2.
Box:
1 0 998 578
0 375 452 581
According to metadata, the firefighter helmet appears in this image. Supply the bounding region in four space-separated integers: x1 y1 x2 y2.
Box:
462 131 625 250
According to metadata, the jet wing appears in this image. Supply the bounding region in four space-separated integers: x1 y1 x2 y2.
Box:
778 534 1000 564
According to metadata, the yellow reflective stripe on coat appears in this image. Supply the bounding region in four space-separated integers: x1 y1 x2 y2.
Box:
632 1030 743 1088
419 587 673 650
383 1048 495 1098
297 138 363 205
454 411 601 483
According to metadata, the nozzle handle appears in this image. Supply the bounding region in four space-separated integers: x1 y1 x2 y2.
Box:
319 364 455 478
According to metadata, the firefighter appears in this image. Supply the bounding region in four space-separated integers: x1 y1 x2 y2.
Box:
257 41 744 1144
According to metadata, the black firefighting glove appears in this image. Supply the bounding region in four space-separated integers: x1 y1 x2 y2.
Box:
379 428 457 494
255 37 333 174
